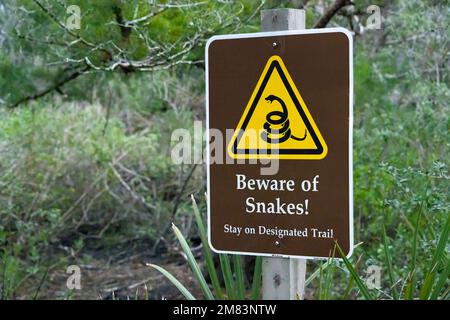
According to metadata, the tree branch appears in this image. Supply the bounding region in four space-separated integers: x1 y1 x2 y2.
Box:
151 163 199 253
125 7 167 26
9 1 263 108
314 0 354 28
31 0 95 48
112 5 132 42
8 66 90 108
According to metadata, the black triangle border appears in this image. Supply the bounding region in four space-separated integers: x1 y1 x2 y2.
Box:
232 59 324 155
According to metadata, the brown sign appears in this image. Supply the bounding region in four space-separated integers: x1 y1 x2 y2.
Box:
206 28 353 259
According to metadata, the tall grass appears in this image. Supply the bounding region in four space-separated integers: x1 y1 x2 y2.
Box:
149 196 263 300
335 214 449 300
151 197 449 300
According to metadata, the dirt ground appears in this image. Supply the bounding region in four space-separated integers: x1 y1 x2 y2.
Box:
15 239 317 300
16 240 202 300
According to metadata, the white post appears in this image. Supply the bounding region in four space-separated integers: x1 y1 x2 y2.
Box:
261 8 307 300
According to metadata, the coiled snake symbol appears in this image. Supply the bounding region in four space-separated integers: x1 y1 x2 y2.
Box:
260 94 307 144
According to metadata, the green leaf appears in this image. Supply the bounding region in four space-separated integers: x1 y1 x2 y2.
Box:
147 263 196 300
191 195 223 299
419 270 436 300
429 215 450 300
342 272 355 300
306 243 363 288
430 260 450 300
172 224 215 300
324 250 337 300
251 256 262 300
306 260 332 287
404 275 415 300
219 254 236 299
233 255 246 299
336 242 374 300
429 214 450 273
405 206 423 300
318 260 324 300
383 226 399 299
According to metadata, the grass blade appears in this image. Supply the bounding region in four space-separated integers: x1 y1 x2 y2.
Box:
403 274 414 300
336 242 374 300
251 256 262 300
429 215 450 300
1 250 9 300
233 255 246 299
219 254 236 299
306 243 363 288
324 248 337 300
147 264 196 300
191 195 223 299
430 259 450 300
382 226 399 299
33 267 48 300
318 261 324 300
405 207 423 300
172 224 215 300
419 270 436 300
429 214 450 271
306 260 332 287
342 272 355 300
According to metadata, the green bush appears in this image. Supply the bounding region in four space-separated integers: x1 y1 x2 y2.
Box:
1 0 448 301
0 100 203 296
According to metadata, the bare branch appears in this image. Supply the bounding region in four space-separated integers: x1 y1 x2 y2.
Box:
112 5 132 41
314 0 354 28
125 7 167 26
110 164 156 212
10 0 258 108
30 0 113 60
156 1 207 9
151 163 199 253
8 65 90 108
31 0 96 48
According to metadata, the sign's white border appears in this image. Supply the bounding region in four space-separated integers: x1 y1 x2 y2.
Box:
205 27 354 260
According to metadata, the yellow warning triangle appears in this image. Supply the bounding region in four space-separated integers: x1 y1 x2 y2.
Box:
228 55 328 160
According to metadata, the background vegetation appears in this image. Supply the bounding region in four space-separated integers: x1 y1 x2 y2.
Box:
0 0 448 299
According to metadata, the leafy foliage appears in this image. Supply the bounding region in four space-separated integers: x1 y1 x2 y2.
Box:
150 197 263 300
0 0 448 300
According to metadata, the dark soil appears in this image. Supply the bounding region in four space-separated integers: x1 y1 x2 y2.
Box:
16 239 202 300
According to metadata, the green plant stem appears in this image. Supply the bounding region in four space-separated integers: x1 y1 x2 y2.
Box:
191 195 223 299
336 242 374 300
251 256 262 300
147 264 196 300
219 255 236 300
383 226 399 299
172 224 215 300
233 255 245 299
